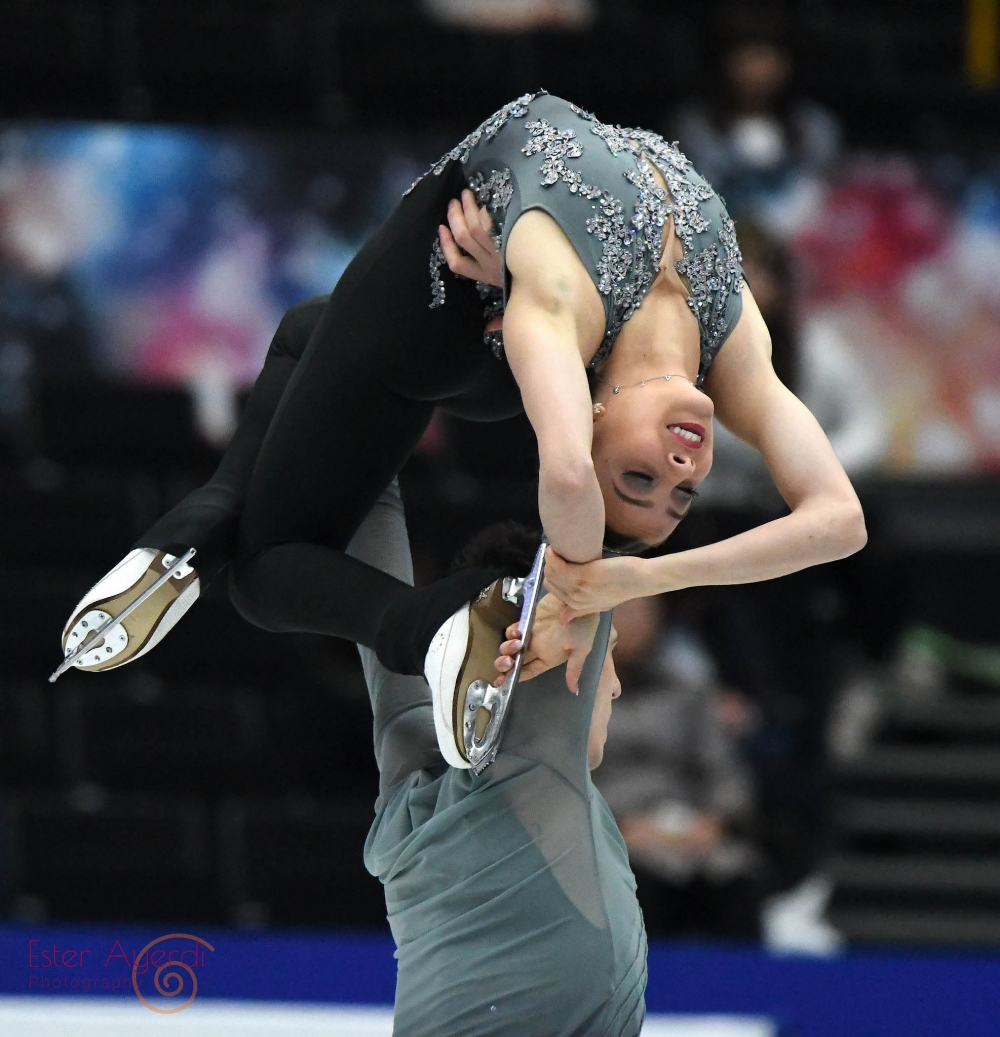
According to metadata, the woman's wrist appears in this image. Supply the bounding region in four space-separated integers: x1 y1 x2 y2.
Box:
614 555 662 603
644 553 687 596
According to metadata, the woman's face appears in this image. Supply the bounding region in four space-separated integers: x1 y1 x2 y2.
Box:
591 377 715 545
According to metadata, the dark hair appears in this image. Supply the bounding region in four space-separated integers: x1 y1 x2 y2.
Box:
449 521 542 574
602 526 650 556
450 520 651 573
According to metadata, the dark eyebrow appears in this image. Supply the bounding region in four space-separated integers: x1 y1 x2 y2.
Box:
669 486 699 521
613 485 652 509
615 483 691 522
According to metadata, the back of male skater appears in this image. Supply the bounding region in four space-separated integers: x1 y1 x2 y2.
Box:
347 489 646 1036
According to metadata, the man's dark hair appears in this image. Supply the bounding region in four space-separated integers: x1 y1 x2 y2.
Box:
451 520 650 575
449 521 542 574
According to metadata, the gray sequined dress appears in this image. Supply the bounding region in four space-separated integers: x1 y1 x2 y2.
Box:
416 91 745 386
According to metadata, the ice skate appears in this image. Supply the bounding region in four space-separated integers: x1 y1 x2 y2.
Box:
51 548 200 681
424 542 546 773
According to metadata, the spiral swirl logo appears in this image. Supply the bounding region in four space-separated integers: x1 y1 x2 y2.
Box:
131 933 215 1013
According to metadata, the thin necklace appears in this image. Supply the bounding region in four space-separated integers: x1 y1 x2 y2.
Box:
598 372 695 395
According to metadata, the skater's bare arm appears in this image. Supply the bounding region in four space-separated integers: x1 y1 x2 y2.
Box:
437 198 608 567
543 291 867 615
439 199 605 687
502 212 607 566
440 198 606 565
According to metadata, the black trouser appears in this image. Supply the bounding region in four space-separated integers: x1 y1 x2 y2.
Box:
139 163 523 674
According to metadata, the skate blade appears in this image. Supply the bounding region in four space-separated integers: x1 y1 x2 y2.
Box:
450 578 521 763
50 547 197 684
464 540 547 774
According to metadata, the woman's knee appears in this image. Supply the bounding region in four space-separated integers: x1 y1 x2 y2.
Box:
228 551 285 633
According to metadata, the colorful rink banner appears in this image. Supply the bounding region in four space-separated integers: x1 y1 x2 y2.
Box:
1 122 998 474
0 122 429 388
1 923 998 1037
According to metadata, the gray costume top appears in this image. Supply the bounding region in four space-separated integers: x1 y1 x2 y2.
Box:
349 485 646 1037
417 91 745 387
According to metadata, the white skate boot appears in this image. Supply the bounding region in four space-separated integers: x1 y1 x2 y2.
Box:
51 548 200 681
424 542 546 774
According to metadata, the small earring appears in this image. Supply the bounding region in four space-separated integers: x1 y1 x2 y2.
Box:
593 402 605 416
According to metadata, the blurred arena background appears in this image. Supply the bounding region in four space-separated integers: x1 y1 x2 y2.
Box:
0 1 999 1033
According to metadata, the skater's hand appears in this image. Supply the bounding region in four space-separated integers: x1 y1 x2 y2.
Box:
544 551 652 622
493 595 601 694
438 189 503 287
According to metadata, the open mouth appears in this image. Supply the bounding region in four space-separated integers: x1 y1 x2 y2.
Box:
667 423 705 448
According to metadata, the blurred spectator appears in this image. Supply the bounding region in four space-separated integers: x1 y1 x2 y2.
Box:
595 595 764 940
672 3 839 235
0 152 99 380
0 154 96 466
686 218 882 883
703 221 888 506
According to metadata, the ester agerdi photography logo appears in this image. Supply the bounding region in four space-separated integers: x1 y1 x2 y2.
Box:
29 932 215 1012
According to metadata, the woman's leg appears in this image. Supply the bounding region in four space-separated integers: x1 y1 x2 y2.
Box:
229 164 508 674
55 296 333 677
346 479 441 793
137 294 331 585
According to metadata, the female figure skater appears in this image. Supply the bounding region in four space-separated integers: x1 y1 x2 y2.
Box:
56 91 865 770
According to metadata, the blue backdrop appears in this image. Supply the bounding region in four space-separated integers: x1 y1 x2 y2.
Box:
2 923 998 1037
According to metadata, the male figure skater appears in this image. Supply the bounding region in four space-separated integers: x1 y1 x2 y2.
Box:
347 495 644 1036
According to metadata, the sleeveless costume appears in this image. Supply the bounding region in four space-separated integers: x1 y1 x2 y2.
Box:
418 91 744 385
125 94 745 1034
140 91 745 633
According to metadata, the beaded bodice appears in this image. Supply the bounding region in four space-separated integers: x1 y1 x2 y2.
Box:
411 92 745 387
